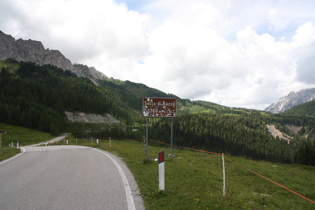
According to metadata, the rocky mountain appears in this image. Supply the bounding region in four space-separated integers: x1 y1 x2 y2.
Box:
265 88 315 113
0 31 107 83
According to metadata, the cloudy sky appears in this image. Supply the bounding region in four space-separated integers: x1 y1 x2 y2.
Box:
1 0 315 110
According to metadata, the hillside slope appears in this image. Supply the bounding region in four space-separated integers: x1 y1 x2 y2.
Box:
0 60 125 134
282 100 315 116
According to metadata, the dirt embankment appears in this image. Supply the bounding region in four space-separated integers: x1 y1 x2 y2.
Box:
266 124 292 144
65 111 120 124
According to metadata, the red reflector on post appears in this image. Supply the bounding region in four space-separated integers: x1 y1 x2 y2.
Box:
158 151 164 163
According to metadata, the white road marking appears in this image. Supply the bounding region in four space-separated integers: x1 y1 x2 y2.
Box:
93 148 136 210
0 147 25 165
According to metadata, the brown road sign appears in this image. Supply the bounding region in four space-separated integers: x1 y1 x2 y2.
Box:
142 97 177 118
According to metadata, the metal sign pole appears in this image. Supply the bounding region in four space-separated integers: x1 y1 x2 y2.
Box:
222 153 226 197
146 118 149 160
170 118 174 157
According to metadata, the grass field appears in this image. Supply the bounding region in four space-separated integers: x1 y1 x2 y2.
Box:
0 124 54 161
65 137 315 209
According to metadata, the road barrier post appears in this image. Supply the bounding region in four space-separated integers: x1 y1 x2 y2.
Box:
158 151 165 191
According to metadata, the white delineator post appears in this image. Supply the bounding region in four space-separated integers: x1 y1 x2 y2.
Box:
222 153 226 197
109 137 112 147
158 151 165 191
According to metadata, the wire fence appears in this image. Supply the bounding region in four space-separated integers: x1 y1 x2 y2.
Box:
99 137 315 205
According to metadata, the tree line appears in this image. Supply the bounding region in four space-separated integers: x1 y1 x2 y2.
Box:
147 113 315 165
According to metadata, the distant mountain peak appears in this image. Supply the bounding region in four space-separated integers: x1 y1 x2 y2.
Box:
0 31 107 83
265 88 315 113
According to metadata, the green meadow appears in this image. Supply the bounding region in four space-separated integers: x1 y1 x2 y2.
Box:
0 123 54 161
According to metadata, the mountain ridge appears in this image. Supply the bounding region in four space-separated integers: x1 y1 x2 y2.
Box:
265 88 315 113
0 31 107 83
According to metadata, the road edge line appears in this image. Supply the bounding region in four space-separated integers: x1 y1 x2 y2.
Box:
93 148 136 210
0 147 26 165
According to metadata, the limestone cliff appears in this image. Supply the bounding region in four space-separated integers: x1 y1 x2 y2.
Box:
0 31 107 82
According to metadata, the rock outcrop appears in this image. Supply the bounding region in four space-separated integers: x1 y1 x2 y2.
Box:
65 111 120 124
0 31 107 82
265 88 315 113
266 124 292 144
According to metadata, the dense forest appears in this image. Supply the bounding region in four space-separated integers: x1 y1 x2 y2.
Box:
281 100 315 116
0 60 132 134
0 59 314 165
148 113 315 165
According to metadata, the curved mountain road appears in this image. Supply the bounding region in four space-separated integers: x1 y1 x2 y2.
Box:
0 145 144 210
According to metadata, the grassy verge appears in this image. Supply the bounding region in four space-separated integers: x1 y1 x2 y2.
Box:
0 148 20 162
64 138 315 209
0 124 55 161
0 124 54 146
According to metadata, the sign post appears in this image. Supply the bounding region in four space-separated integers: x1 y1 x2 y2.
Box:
222 153 226 197
142 97 177 160
158 151 165 191
170 118 174 157
145 119 149 159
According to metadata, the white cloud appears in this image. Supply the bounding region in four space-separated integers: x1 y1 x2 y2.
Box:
1 0 315 110
269 7 291 31
292 22 315 47
293 23 315 85
2 0 150 63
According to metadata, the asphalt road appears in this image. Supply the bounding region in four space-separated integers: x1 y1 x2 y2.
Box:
0 145 144 210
